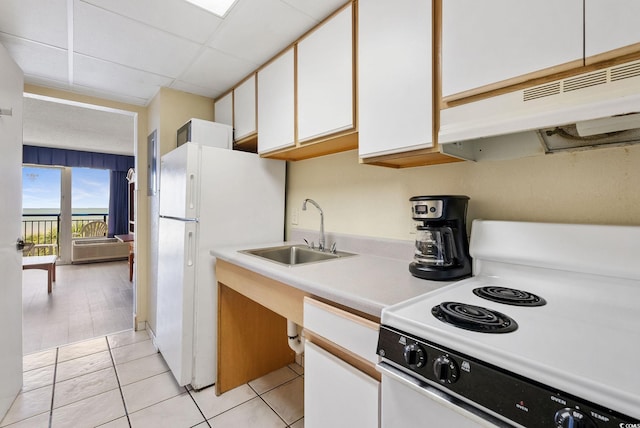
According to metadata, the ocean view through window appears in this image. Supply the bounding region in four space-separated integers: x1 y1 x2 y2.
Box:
22 166 110 256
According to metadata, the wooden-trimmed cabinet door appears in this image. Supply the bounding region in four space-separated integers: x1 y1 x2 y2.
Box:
585 0 640 63
214 91 233 128
233 74 256 141
358 0 433 158
296 3 354 143
257 48 295 154
441 0 583 100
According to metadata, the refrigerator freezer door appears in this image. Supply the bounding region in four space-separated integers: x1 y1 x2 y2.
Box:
160 143 201 220
156 217 198 386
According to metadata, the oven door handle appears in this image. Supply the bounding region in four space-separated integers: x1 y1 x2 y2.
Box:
377 362 516 428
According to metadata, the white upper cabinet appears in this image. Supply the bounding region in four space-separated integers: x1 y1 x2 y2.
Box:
358 0 433 158
585 0 640 59
441 0 583 99
257 48 295 154
233 74 256 140
297 4 354 143
214 92 233 128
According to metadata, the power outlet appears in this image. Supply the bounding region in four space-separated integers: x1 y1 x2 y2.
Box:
409 220 420 235
291 208 299 225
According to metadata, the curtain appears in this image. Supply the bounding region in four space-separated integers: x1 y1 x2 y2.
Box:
23 145 134 171
23 145 134 237
108 170 129 237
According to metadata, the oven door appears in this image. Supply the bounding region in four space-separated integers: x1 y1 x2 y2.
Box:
379 362 515 428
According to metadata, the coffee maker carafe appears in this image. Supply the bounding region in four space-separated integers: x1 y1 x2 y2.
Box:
409 195 471 281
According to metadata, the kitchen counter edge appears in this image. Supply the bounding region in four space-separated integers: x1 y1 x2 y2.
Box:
210 242 452 318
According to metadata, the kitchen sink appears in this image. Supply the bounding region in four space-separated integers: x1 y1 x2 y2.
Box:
240 244 356 267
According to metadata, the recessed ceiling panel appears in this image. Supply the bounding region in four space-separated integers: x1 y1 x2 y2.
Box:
210 0 317 65
282 0 350 21
169 80 218 99
0 34 68 84
81 0 224 44
74 54 172 102
74 0 201 78
179 47 257 97
0 0 68 48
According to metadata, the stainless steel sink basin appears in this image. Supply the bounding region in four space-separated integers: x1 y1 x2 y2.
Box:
240 244 355 267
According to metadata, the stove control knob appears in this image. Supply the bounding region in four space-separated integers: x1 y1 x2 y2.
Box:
433 356 459 384
554 408 596 428
403 343 426 368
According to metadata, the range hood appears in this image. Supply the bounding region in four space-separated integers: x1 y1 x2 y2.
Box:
439 60 640 161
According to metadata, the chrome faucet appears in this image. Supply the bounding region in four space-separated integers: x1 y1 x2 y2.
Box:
302 198 325 251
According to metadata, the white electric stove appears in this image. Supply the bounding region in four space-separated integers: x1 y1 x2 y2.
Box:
378 220 640 427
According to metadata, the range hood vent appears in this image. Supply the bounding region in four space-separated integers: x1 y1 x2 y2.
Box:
523 62 640 102
439 60 640 161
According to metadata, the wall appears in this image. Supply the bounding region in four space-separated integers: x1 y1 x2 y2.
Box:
286 144 640 242
146 87 214 334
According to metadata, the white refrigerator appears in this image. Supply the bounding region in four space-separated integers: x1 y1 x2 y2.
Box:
156 141 285 389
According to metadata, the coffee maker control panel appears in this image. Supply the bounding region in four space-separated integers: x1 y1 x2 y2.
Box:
412 200 443 219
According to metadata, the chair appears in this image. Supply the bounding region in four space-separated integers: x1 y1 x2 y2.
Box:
79 221 108 237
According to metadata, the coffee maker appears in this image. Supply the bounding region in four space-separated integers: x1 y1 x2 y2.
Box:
409 195 472 281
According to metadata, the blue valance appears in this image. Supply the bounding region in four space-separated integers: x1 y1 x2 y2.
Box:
23 145 134 172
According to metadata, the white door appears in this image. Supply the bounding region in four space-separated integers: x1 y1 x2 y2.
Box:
0 43 24 419
233 74 256 140
305 342 379 428
441 0 583 98
585 0 640 59
297 4 353 142
257 48 295 154
159 143 200 219
155 217 197 386
358 0 433 158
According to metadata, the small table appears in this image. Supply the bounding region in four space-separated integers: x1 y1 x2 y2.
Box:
115 234 135 281
23 255 57 293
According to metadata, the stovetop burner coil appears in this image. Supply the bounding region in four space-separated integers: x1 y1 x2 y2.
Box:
473 286 547 307
432 302 518 333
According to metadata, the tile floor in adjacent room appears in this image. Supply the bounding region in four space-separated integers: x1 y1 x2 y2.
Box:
22 260 133 355
0 330 304 428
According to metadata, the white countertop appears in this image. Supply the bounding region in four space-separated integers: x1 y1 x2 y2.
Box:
210 241 452 318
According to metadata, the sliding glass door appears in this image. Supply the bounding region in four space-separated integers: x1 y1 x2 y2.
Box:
22 165 110 263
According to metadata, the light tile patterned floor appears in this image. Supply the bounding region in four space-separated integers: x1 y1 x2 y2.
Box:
22 260 133 355
0 330 305 428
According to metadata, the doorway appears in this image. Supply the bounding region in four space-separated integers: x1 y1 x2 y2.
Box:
21 95 138 355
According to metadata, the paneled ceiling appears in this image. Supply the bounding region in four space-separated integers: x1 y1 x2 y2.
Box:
0 0 346 155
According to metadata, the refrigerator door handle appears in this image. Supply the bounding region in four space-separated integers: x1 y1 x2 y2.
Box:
187 230 194 267
189 173 196 210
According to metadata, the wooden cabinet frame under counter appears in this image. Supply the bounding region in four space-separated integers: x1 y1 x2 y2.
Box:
215 259 310 395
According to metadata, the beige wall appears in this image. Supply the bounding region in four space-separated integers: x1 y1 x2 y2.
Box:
146 87 214 334
286 144 640 241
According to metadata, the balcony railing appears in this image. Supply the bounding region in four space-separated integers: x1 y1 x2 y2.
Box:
22 213 108 256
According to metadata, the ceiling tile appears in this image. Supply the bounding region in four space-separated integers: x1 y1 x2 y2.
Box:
0 0 68 48
210 0 317 65
73 0 202 78
80 0 223 44
178 47 257 97
281 0 348 21
74 54 172 101
169 80 219 99
0 34 68 84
